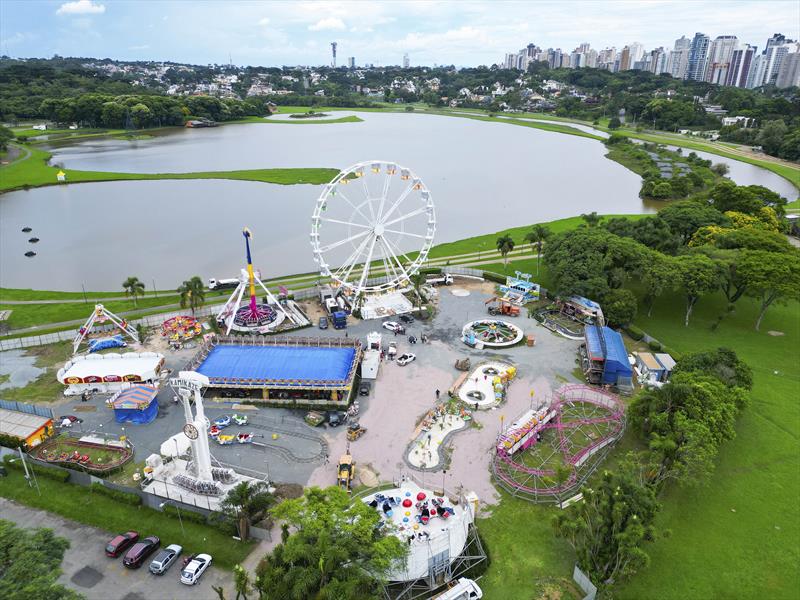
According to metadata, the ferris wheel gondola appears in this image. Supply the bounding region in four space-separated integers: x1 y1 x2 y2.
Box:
310 161 436 299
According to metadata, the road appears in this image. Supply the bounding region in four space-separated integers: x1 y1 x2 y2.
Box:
0 497 234 600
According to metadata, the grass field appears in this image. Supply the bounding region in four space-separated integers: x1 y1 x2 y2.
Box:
0 467 253 570
0 144 338 193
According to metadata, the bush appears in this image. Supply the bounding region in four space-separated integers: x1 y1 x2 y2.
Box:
625 325 645 341
90 482 142 506
0 433 24 450
482 271 506 284
3 454 71 482
648 340 663 352
162 504 208 524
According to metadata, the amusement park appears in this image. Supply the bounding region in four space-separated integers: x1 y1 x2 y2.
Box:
0 159 677 600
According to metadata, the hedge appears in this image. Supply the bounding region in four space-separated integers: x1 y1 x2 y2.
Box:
648 340 663 352
625 325 645 341
482 271 506 284
3 454 71 482
162 504 209 524
0 433 24 451
90 482 142 506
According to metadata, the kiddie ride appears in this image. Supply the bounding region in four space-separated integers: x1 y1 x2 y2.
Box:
338 450 355 492
208 414 257 445
346 422 367 441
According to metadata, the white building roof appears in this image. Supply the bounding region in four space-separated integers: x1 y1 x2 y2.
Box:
58 352 164 382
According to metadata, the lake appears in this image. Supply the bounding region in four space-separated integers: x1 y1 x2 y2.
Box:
0 112 794 291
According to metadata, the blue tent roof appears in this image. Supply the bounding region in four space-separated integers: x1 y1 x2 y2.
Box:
585 326 632 385
569 296 602 311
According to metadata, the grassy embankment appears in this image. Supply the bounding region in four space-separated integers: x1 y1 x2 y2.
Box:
0 144 339 193
0 467 253 570
472 251 800 600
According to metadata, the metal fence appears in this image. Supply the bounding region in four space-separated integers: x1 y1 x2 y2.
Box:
0 399 54 420
573 564 598 600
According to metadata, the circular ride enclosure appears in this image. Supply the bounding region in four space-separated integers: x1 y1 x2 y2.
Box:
32 435 133 475
462 319 524 348
492 384 625 503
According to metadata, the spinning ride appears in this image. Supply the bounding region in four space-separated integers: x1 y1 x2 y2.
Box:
215 228 297 334
492 384 625 503
311 161 436 305
461 319 524 348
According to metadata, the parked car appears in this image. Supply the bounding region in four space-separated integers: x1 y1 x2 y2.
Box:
180 553 212 585
123 536 160 568
105 531 139 558
397 353 417 366
382 321 405 334
328 411 345 427
399 314 415 323
359 381 371 396
149 544 182 575
318 316 328 329
56 415 83 428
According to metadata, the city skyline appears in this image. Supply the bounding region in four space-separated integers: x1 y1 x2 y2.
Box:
1 0 798 67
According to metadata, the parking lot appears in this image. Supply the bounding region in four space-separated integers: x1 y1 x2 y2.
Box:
1 497 232 600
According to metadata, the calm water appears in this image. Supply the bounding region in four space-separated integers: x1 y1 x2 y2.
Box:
0 112 793 290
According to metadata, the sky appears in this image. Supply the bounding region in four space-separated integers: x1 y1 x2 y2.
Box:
1 0 799 67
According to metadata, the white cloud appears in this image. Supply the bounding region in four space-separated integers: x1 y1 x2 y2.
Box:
258 17 270 26
308 17 345 31
56 0 106 16
128 44 150 50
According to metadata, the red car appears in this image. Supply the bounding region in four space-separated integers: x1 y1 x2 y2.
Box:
123 536 160 568
105 531 139 558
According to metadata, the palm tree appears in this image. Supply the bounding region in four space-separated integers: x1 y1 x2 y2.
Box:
219 480 274 541
523 224 551 277
580 211 602 228
409 272 426 307
177 276 206 315
122 276 145 307
495 234 515 270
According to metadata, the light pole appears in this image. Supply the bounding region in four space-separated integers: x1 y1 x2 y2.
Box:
160 501 185 537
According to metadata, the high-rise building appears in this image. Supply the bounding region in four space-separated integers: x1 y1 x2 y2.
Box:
686 32 711 80
705 35 738 84
348 56 356 69
666 35 691 79
629 42 645 64
330 42 337 68
504 53 516 69
727 45 756 87
619 46 631 71
402 53 410 68
775 46 800 88
746 54 769 88
649 47 668 74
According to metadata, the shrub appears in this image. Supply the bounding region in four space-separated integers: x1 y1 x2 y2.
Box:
161 504 208 524
625 325 645 341
648 340 663 352
3 454 71 482
482 271 506 284
90 482 142 506
0 433 24 450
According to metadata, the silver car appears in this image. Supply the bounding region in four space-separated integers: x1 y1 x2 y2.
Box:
149 544 182 575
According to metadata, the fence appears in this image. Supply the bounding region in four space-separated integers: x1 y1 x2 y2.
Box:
0 399 54 420
573 564 598 600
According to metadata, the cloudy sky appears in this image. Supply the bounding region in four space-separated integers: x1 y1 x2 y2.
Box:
1 0 798 67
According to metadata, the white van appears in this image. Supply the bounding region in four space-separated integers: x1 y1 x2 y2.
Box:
433 578 483 600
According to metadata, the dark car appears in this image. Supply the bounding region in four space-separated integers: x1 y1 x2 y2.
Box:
359 381 371 396
318 316 329 329
399 314 415 323
327 411 344 427
105 531 139 558
123 536 160 568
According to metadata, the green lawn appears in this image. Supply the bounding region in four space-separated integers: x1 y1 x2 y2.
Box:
0 144 338 193
263 115 363 125
0 467 254 570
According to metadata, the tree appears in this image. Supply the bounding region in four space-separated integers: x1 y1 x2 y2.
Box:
755 119 788 156
629 367 749 488
651 181 672 198
234 564 252 600
580 211 602 228
659 200 728 244
640 253 677 317
219 480 274 541
0 519 83 600
603 288 638 326
710 163 730 176
608 116 621 129
255 487 407 600
0 125 13 151
553 465 660 587
122 276 145 307
672 347 753 390
177 276 206 315
409 271 426 307
674 254 719 326
523 224 550 276
738 250 800 330
495 234 515 269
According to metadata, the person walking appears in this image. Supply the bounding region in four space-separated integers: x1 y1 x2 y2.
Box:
435 389 440 400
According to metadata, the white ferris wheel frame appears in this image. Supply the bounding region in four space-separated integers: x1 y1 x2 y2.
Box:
310 160 436 296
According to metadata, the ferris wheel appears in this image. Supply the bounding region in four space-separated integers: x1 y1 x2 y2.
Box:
310 161 436 297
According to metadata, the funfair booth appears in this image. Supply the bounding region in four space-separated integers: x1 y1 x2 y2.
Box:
186 336 361 406
107 384 159 424
58 352 165 395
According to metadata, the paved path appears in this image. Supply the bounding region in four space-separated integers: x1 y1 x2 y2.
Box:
0 497 235 600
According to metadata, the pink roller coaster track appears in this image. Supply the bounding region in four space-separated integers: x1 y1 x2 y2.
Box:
492 384 625 501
